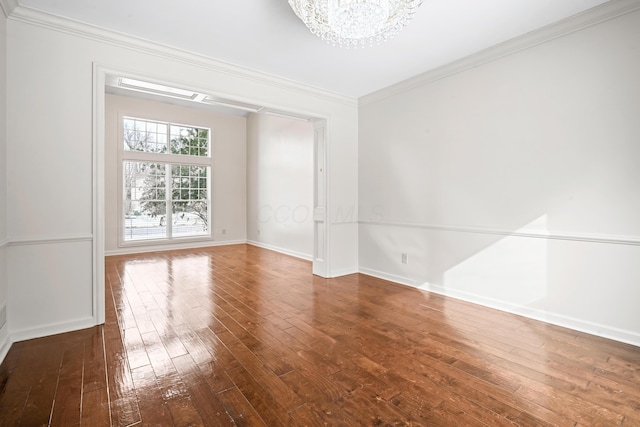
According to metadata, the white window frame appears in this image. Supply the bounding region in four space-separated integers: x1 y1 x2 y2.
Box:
117 114 213 247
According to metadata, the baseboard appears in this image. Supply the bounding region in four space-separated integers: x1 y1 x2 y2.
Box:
0 324 10 366
10 316 97 344
246 240 312 261
422 283 640 348
359 269 640 348
329 267 359 278
246 242 361 277
358 267 420 288
105 239 247 256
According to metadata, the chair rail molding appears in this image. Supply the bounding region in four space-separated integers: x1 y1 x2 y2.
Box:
359 219 640 247
8 234 94 246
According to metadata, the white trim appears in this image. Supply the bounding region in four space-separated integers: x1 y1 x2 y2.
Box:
0 0 17 18
247 240 313 261
312 119 329 277
10 316 96 344
120 149 212 166
0 324 10 366
359 220 640 247
118 235 215 251
328 267 359 278
7 5 356 107
360 0 640 105
359 266 420 288
358 269 640 347
420 282 640 348
8 235 93 246
93 63 106 325
105 239 246 257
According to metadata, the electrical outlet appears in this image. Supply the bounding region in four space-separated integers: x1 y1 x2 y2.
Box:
222 228 226 235
401 253 408 264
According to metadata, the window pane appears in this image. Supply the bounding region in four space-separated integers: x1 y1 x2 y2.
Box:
170 126 209 157
171 165 209 238
134 119 145 132
123 117 167 153
123 161 167 241
124 117 208 157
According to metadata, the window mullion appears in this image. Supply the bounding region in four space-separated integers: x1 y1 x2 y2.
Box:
162 154 210 166
165 163 173 239
122 151 209 166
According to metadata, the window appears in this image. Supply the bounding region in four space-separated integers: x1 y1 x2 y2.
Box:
121 116 211 242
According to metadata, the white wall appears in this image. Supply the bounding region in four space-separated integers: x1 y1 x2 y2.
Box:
0 5 8 360
5 7 358 341
105 94 247 254
246 113 314 259
359 9 640 345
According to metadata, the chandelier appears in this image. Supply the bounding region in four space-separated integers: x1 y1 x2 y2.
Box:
288 0 424 47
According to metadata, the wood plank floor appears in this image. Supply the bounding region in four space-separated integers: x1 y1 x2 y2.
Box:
1 244 639 426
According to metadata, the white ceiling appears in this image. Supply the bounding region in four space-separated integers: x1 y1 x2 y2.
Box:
19 0 610 98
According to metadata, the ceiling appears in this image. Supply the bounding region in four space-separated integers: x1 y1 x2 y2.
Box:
19 0 610 98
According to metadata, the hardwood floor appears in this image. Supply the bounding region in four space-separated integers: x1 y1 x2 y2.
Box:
1 244 639 426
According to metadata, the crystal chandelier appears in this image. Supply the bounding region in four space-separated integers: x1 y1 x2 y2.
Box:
288 0 424 47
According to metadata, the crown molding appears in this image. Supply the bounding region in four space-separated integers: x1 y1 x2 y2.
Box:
0 0 17 18
360 0 640 105
6 4 357 108
0 0 18 18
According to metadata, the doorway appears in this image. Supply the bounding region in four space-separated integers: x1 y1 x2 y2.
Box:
92 66 329 324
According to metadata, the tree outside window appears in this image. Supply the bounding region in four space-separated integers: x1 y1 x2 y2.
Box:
122 117 211 242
